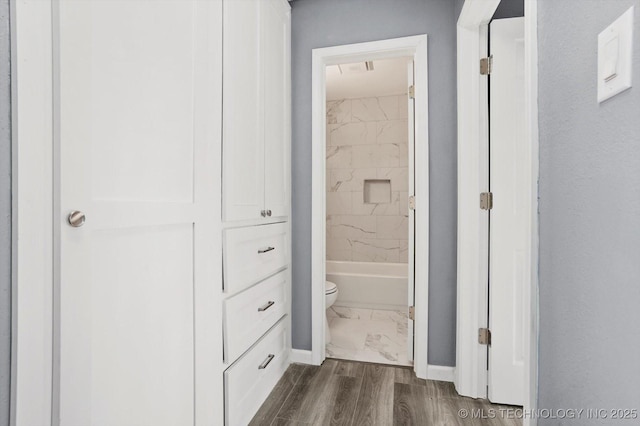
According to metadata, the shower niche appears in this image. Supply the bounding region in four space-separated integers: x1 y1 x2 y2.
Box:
363 179 392 204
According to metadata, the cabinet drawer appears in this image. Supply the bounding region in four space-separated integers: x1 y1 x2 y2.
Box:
223 222 288 295
224 318 289 426
224 270 287 363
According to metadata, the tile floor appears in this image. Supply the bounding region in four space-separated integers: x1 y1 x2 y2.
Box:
326 306 411 366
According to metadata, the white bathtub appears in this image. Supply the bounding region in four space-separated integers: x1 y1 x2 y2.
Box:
326 261 408 310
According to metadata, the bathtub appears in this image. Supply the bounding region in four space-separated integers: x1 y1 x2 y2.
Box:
326 261 408 310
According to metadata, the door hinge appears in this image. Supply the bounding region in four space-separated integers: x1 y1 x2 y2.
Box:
480 192 493 210
480 55 493 75
408 85 415 99
408 195 416 211
408 306 415 321
478 328 492 345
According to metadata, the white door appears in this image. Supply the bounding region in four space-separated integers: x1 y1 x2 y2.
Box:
488 17 528 406
57 1 222 424
223 0 265 222
407 60 416 362
263 0 291 219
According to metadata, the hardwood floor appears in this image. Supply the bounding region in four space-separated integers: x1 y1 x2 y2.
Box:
250 359 522 426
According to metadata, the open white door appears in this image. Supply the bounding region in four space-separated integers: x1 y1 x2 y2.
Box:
56 1 222 424
407 60 416 363
488 17 527 406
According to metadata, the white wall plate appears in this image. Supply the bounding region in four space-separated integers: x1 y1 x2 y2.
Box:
598 6 634 103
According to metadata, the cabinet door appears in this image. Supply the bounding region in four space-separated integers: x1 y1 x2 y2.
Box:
262 0 290 218
56 1 222 424
223 0 265 222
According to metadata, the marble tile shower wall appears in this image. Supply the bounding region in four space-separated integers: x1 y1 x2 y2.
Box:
326 95 409 263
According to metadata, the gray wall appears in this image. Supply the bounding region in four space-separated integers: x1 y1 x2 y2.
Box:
454 0 464 23
537 0 640 422
0 0 10 424
291 0 458 366
454 0 524 23
493 0 524 19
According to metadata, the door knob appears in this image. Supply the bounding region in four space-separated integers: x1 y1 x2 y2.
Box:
67 210 86 227
267 210 272 217
261 210 267 217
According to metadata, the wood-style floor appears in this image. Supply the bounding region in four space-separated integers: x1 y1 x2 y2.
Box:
250 359 522 426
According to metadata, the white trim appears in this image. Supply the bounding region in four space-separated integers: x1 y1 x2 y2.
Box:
289 349 314 365
458 0 501 29
310 35 429 377
426 365 455 383
524 0 539 422
11 0 55 424
455 1 539 425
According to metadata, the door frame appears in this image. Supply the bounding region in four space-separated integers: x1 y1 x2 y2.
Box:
310 35 430 379
455 0 539 423
11 0 55 423
9 1 225 424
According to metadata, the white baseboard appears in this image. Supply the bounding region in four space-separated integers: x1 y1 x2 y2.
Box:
426 364 455 382
290 349 314 365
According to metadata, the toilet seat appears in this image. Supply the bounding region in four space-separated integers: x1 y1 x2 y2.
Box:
325 280 337 295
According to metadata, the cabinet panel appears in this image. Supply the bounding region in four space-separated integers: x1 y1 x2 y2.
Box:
224 270 287 363
223 222 288 295
263 0 291 218
224 318 289 426
223 0 264 221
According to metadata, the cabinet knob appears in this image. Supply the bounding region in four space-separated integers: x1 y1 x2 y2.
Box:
261 210 267 217
67 210 86 228
267 210 272 217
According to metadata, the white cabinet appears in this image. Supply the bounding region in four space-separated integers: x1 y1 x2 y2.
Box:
263 0 291 219
223 222 289 295
223 0 291 223
223 270 288 363
224 318 289 426
221 1 291 424
222 0 263 222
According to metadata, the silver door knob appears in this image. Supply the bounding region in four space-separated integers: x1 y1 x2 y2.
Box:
67 210 86 227
267 210 272 217
261 210 267 217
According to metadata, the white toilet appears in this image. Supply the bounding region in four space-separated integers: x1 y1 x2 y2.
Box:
325 281 339 344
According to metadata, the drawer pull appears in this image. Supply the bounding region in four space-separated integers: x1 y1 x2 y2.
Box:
258 354 275 370
258 301 275 312
258 246 275 254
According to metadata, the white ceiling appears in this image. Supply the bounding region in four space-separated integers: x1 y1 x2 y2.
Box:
326 56 412 101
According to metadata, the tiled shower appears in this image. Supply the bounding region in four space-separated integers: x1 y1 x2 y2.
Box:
325 94 409 263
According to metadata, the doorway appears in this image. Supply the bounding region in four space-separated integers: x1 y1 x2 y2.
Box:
309 35 430 379
456 0 538 422
323 56 415 367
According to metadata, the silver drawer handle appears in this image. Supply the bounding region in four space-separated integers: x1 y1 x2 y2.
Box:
258 354 275 370
258 246 275 254
258 301 275 312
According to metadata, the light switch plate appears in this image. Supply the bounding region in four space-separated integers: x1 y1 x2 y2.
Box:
598 6 634 102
